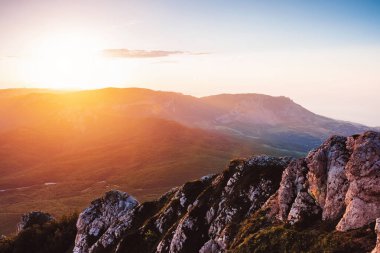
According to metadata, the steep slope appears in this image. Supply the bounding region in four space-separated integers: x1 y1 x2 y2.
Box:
201 94 370 151
67 131 379 253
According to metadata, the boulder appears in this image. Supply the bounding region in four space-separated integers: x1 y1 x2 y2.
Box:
73 190 138 253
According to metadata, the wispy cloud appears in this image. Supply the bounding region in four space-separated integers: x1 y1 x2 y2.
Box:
152 60 179 64
102 49 210 58
189 52 211 56
102 49 184 58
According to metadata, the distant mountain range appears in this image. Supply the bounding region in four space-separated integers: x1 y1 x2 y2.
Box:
0 88 374 235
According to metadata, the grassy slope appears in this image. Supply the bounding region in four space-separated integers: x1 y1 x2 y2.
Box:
230 212 376 253
0 116 297 235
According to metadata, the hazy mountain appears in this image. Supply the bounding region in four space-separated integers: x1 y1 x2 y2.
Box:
201 93 370 151
0 88 370 152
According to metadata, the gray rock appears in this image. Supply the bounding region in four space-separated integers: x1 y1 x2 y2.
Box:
277 159 308 221
276 131 380 231
287 191 321 225
74 155 288 253
306 135 349 221
337 132 380 231
73 190 138 253
199 239 224 253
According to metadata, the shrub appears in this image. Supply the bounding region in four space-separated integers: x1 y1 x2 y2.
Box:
0 212 78 253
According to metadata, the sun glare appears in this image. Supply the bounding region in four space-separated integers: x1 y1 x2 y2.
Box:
22 32 133 90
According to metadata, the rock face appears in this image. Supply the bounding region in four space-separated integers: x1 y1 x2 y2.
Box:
337 132 380 231
73 131 380 253
306 135 349 221
17 211 54 232
74 190 138 253
74 156 290 253
274 131 380 231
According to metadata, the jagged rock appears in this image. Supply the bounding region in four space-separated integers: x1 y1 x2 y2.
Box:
337 131 380 231
276 131 380 230
73 190 138 253
277 159 308 221
306 135 349 221
372 218 380 253
287 191 321 225
199 239 223 253
169 215 199 252
205 156 290 249
73 155 289 253
17 211 54 232
72 131 380 252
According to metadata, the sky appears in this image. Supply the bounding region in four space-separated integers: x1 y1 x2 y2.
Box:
0 0 379 126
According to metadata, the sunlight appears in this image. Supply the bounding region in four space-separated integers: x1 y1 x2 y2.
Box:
22 32 134 89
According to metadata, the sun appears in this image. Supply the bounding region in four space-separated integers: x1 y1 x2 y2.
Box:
22 32 133 90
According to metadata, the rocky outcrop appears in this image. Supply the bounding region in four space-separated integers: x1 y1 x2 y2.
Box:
74 156 290 252
336 132 380 231
274 131 380 231
17 211 54 232
277 159 309 222
74 190 138 253
286 191 321 226
306 135 349 221
73 131 380 252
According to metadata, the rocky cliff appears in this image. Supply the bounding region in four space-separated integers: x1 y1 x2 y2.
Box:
73 131 380 253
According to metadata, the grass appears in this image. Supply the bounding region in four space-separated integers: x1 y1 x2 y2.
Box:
230 212 376 253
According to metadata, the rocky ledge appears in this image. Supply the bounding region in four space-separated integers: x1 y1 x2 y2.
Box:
73 131 380 253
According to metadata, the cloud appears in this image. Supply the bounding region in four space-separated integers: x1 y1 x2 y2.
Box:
188 52 211 56
102 49 184 58
152 60 179 64
102 49 210 58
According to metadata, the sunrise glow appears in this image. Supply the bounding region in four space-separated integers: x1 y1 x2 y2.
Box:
18 31 139 90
